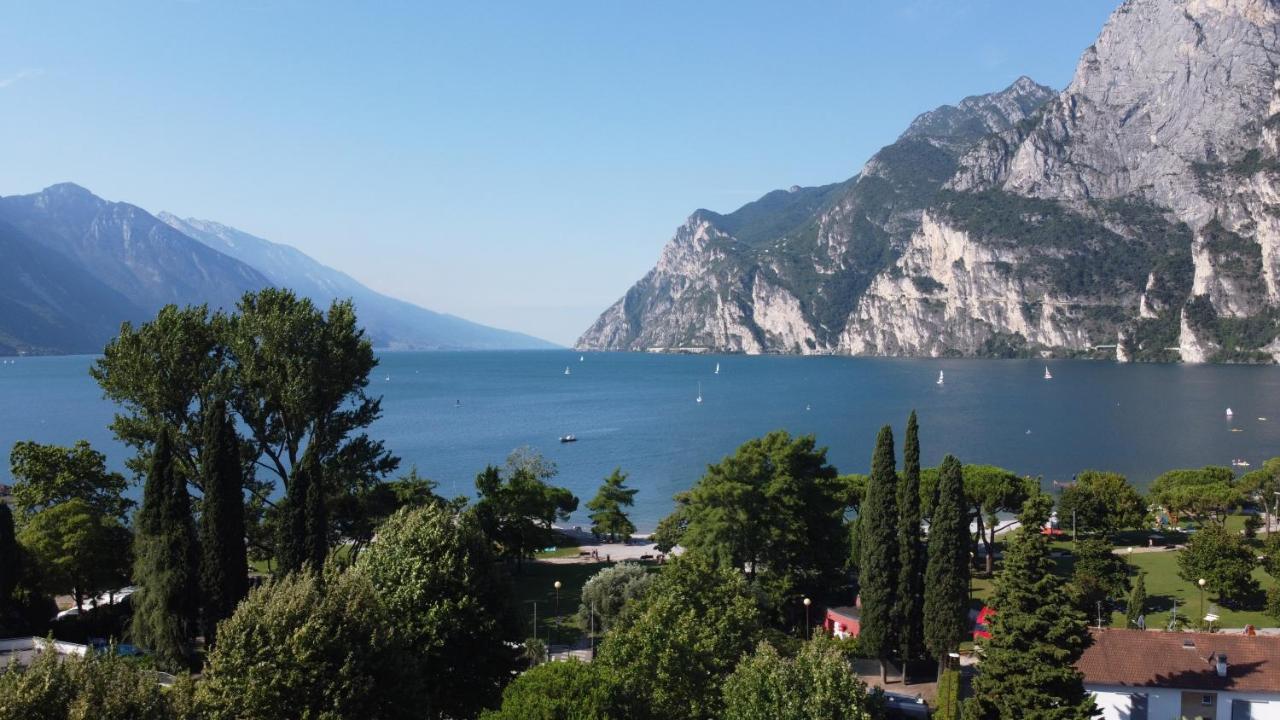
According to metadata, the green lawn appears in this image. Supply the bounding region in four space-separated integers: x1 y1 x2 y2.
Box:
509 561 608 645
533 532 582 560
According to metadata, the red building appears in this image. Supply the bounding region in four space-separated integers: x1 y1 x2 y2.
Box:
824 606 861 639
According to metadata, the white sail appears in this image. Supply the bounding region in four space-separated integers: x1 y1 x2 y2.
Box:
696 381 703 403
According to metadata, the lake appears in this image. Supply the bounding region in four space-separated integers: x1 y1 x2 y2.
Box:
1 352 1277 531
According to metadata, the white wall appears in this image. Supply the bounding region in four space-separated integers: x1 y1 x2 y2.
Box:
1088 683 1280 720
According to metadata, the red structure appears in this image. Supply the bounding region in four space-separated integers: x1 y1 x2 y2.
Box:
824 606 861 639
972 606 995 640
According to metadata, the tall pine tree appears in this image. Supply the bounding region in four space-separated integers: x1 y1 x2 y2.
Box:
198 399 249 647
963 493 1096 720
276 450 311 574
304 450 329 570
924 454 970 678
859 425 900 683
896 411 925 674
132 428 200 670
1125 572 1147 629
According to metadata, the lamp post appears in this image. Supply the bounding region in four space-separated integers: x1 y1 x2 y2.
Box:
552 580 562 656
1198 578 1207 629
803 597 811 640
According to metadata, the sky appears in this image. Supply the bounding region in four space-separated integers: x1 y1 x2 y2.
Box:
0 0 1120 346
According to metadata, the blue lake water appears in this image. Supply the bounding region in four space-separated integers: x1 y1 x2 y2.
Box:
1 352 1278 531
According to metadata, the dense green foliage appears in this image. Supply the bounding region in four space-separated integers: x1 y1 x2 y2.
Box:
936 668 962 720
721 638 876 720
1058 471 1147 538
1125 572 1148 629
1148 466 1242 525
131 429 199 670
199 567 420 720
1177 523 1260 606
964 494 1096 720
473 451 578 567
924 455 971 666
896 411 925 664
17 499 130 612
357 504 518 719
586 468 637 541
0 648 175 720
1066 538 1130 624
8 440 131 523
858 426 899 677
598 556 764 720
479 660 624 720
197 399 248 646
577 562 654 632
659 431 847 615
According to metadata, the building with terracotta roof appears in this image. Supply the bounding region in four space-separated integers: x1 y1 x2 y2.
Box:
1076 628 1280 719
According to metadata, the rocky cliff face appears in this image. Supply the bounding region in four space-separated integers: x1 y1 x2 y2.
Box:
581 0 1280 363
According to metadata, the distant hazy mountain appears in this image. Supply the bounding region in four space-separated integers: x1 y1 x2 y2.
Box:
159 214 557 350
0 183 555 355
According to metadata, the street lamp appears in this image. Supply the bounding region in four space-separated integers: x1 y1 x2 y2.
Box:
552 580 562 655
1198 578 1207 629
803 597 811 640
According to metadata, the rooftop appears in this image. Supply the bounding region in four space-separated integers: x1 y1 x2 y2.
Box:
1076 628 1280 694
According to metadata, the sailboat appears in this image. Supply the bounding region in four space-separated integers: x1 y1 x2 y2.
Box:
936 371 944 386
696 382 703 404
1044 366 1053 380
1226 407 1234 418
714 362 720 375
564 366 571 376
579 355 585 362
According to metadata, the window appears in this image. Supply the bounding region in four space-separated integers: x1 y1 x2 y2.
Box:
1203 694 1214 706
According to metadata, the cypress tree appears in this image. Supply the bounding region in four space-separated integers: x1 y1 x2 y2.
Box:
304 451 328 570
275 460 309 575
897 411 925 673
0 503 17 612
198 399 249 647
924 455 970 677
963 493 1096 720
132 429 200 670
859 425 900 683
1125 572 1147 629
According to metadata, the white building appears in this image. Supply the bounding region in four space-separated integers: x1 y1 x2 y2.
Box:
0 637 88 667
1077 628 1280 720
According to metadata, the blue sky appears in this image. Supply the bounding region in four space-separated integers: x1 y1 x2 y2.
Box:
0 0 1119 345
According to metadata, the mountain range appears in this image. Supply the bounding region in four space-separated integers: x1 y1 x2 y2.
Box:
0 184 554 355
578 0 1280 364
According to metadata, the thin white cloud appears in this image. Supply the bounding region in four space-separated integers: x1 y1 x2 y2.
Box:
0 69 43 90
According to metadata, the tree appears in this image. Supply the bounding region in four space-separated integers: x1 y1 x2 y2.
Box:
0 646 175 720
1148 467 1242 526
924 455 970 676
334 467 445 560
586 468 637 541
479 660 624 720
1125 572 1147 629
1177 523 1260 605
1240 458 1280 536
357 504 518 719
198 567 421 720
963 494 1096 720
131 429 200 670
92 290 399 561
965 465 1033 574
16 499 130 612
0 504 17 612
198 398 249 647
1057 471 1146 538
474 450 578 568
663 431 847 615
578 562 654 632
274 450 311 574
598 556 764 720
9 440 131 523
721 638 876 720
859 425 899 683
897 411 925 669
1066 538 1130 624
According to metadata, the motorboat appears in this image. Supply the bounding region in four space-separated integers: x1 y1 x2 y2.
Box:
559 434 577 443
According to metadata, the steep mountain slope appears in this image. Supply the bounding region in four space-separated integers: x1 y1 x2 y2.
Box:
0 184 271 315
0 218 143 355
159 215 557 350
578 77 1056 353
581 0 1280 363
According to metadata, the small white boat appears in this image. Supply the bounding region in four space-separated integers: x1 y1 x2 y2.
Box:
580 355 585 362
1233 459 1250 467
1226 408 1234 418
559 434 577 443
714 362 720 375
1260 417 1269 422
1044 366 1053 380
564 366 571 375
936 371 944 386
696 382 703 404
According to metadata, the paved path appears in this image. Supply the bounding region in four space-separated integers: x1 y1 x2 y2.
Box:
542 526 679 565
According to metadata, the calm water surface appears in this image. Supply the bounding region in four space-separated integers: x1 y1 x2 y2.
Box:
1 352 1277 531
